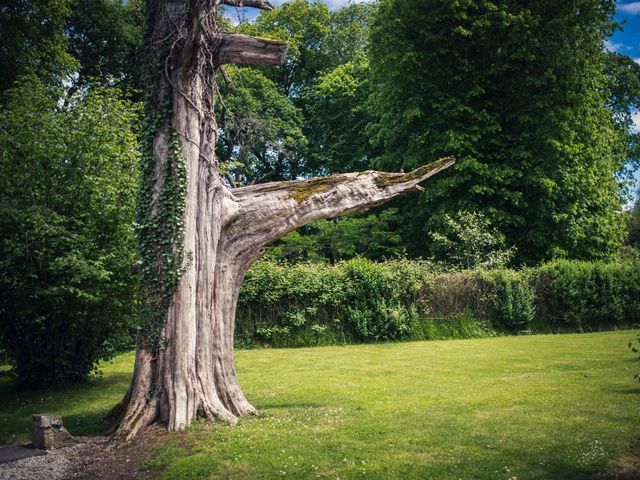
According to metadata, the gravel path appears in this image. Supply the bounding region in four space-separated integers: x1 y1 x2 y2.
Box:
0 441 83 480
0 435 155 480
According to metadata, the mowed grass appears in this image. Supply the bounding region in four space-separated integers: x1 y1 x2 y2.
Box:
2 331 640 479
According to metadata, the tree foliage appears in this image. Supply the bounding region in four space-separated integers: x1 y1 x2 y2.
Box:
1 0 145 97
369 0 631 264
0 0 75 93
216 67 306 184
221 1 377 182
0 77 140 386
266 208 404 263
66 0 145 95
429 210 515 269
628 198 640 248
604 51 640 167
219 1 388 260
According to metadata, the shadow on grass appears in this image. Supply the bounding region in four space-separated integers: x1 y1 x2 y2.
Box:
602 387 640 395
0 369 132 443
256 402 326 410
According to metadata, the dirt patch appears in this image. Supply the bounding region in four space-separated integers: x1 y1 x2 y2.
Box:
66 427 168 480
595 440 640 480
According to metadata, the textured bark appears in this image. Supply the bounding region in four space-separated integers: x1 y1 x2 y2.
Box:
215 33 288 66
113 0 454 440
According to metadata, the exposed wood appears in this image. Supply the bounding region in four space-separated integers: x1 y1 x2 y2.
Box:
215 33 289 66
230 157 456 254
221 0 274 10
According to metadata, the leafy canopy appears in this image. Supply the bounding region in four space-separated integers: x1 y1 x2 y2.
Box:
369 0 631 264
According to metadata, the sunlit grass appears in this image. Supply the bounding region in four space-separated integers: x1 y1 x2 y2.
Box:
1 331 639 479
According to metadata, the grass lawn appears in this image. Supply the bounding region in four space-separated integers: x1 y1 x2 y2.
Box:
1 331 639 479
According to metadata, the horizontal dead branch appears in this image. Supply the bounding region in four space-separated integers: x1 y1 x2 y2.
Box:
228 156 455 253
215 33 288 66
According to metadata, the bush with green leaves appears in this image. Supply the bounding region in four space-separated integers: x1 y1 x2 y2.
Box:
342 258 416 341
429 211 515 269
532 260 640 332
236 258 639 348
0 77 140 387
490 271 535 334
237 258 452 347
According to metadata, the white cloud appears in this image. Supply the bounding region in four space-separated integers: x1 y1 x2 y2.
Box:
632 110 640 134
605 39 625 52
618 2 640 14
635 57 640 64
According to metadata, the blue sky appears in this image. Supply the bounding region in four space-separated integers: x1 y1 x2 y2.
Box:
610 1 640 132
610 1 640 197
611 1 640 65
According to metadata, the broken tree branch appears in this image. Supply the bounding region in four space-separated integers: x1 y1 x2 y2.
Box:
221 0 274 10
226 156 456 259
215 33 289 66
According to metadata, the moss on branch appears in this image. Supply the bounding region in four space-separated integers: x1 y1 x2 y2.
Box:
289 174 348 204
374 156 455 188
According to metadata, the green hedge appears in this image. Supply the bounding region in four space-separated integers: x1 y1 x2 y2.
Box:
236 258 640 348
531 260 640 332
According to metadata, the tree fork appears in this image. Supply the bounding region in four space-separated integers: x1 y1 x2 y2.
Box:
112 0 455 440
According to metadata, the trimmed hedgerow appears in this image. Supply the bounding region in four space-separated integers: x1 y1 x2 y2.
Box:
531 260 640 332
235 258 640 348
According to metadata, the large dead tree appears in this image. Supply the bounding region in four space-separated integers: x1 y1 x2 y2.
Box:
112 0 454 439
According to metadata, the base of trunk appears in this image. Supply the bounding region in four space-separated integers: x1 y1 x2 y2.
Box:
112 342 256 440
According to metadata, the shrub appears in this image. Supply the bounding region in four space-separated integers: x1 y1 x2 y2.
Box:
489 271 535 334
236 258 640 348
342 258 414 341
532 260 640 332
0 78 140 387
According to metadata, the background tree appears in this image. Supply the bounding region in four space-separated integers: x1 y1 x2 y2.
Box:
0 0 75 93
0 77 140 386
216 67 307 183
1 0 145 98
369 0 631 264
627 198 640 249
267 208 404 263
303 2 377 175
222 1 377 180
304 51 373 175
604 51 640 172
240 0 332 99
66 0 145 96
429 211 515 269
0 0 148 387
219 1 387 263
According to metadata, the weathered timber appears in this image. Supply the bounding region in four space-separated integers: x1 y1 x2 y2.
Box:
221 0 274 10
215 33 289 66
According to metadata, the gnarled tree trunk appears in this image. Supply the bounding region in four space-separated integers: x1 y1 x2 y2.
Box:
113 0 454 440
